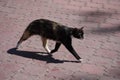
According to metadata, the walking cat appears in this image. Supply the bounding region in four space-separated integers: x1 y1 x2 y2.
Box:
16 19 84 61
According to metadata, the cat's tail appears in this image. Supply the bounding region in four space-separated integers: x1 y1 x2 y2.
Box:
16 25 32 49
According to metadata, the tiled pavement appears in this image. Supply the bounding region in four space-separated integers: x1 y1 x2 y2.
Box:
0 0 120 80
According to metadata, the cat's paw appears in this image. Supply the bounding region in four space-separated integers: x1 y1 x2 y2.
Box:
79 58 83 62
50 49 56 53
14 47 18 50
48 53 53 56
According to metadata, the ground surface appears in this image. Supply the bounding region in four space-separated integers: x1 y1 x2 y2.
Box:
0 0 120 80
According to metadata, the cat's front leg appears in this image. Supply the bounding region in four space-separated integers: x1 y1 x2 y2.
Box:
50 42 61 54
62 38 82 61
64 43 81 60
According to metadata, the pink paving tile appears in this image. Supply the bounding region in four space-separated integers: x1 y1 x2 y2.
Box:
0 0 120 80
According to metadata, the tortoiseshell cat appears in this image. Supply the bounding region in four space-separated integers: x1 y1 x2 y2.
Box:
16 19 84 61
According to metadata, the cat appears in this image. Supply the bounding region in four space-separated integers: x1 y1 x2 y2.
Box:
16 19 84 61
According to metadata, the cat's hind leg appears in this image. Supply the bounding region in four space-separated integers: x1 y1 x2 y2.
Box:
41 37 51 53
16 31 32 49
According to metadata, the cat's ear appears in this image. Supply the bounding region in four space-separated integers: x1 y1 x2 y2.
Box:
79 27 84 30
80 27 84 30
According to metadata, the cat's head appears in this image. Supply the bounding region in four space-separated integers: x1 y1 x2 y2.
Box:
72 27 84 39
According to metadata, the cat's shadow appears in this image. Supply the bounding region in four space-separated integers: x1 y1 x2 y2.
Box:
7 48 81 63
